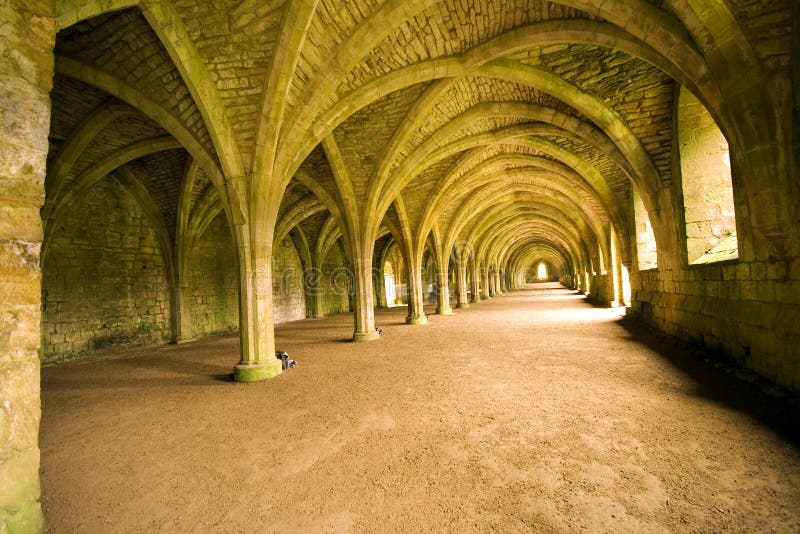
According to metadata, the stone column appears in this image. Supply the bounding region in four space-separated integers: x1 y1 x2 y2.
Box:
351 242 378 341
174 262 194 341
174 222 192 341
0 1 53 530
166 267 182 343
455 263 469 308
435 265 453 315
482 264 491 299
470 261 481 303
405 250 427 325
499 269 507 292
234 242 282 381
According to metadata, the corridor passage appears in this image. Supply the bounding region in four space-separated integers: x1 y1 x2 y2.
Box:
40 285 800 532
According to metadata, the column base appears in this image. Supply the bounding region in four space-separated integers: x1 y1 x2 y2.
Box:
353 330 381 342
406 315 428 325
470 297 481 304
457 302 470 309
233 361 282 382
436 306 453 315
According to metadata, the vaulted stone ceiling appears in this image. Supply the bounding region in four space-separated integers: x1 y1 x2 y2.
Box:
46 0 797 365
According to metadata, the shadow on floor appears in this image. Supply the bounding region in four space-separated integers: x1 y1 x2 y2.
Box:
41 344 239 390
617 315 800 447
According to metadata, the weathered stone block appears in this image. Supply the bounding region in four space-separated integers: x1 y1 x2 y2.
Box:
4 395 40 451
736 263 751 280
767 261 788 281
0 449 40 512
775 281 800 304
0 500 44 534
790 258 800 281
750 262 767 281
738 280 759 300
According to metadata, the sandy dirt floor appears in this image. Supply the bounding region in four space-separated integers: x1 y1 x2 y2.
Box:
40 284 800 532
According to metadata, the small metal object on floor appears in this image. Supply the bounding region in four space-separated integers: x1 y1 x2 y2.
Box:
276 350 294 370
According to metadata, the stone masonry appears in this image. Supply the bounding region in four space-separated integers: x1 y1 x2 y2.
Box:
0 0 53 530
0 1 798 530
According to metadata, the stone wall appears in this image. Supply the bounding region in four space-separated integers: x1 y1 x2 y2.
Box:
41 196 316 359
318 245 351 317
183 213 238 339
42 176 172 362
628 68 800 393
589 272 615 306
0 0 52 530
272 237 306 324
632 261 800 391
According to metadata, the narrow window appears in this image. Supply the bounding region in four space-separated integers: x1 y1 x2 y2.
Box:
634 188 658 270
621 265 632 306
678 87 738 264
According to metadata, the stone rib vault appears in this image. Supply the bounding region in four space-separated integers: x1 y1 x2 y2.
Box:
0 0 798 529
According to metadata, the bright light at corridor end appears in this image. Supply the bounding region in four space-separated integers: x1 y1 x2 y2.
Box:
537 262 547 280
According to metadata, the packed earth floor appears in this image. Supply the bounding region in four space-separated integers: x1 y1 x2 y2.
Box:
40 284 800 532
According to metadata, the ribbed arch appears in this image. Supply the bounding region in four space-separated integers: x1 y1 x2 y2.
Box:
487 225 583 274
482 224 585 278
468 209 590 272
444 185 602 263
418 155 614 250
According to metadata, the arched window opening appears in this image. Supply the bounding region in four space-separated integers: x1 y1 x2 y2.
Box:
634 188 658 270
383 260 397 307
381 242 407 306
537 262 548 280
678 86 738 264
